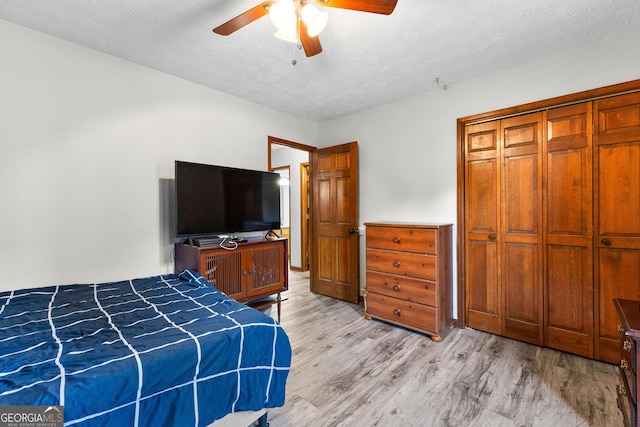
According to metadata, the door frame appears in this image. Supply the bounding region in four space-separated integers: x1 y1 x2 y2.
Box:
456 78 640 329
268 136 316 272
300 162 310 271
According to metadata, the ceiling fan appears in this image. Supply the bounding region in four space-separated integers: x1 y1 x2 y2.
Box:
212 0 398 57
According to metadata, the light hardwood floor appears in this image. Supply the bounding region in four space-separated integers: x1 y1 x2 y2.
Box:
266 270 622 427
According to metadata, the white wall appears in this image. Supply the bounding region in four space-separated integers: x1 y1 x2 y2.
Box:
3 18 640 303
0 20 319 291
319 28 640 309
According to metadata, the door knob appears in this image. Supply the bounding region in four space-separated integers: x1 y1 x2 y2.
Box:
349 228 358 235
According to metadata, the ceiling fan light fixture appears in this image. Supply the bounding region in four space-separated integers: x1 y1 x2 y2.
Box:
301 4 328 37
274 27 298 43
270 0 296 30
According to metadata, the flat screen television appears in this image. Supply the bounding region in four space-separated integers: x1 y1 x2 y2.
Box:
175 161 281 237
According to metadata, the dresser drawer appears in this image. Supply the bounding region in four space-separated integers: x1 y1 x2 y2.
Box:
621 333 638 405
618 368 635 427
366 271 436 307
366 226 436 254
366 249 436 280
365 293 436 333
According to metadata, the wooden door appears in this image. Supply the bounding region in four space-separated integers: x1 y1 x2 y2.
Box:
543 103 594 358
500 113 544 345
464 121 501 335
310 142 360 303
594 92 640 363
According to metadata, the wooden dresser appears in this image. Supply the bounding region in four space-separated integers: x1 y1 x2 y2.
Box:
615 298 640 427
364 222 454 341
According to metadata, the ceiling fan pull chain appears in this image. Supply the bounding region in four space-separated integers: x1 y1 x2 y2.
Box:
291 40 298 66
291 11 301 66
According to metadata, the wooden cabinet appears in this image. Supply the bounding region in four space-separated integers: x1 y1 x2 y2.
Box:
364 223 454 341
462 90 640 363
614 298 640 427
174 238 288 310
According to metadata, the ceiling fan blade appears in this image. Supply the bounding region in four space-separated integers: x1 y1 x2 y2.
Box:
299 20 323 57
213 1 276 35
315 0 397 15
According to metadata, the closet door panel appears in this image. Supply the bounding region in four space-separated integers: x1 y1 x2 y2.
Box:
598 249 640 309
503 154 538 235
465 122 501 334
597 143 640 236
466 239 500 334
595 92 640 362
502 242 541 343
546 245 593 356
544 104 594 358
501 114 543 345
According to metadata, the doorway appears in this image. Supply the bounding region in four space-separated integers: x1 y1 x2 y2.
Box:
268 136 314 272
269 137 361 304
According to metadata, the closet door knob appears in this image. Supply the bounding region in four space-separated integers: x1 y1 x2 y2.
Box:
602 238 612 246
488 234 497 241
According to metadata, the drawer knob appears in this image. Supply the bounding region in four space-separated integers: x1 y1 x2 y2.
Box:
621 359 630 370
624 339 633 353
394 308 401 317
617 384 627 397
618 324 625 334
393 237 401 244
488 234 496 241
393 285 401 292
393 261 401 268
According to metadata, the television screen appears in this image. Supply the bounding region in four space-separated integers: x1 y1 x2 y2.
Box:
175 161 281 237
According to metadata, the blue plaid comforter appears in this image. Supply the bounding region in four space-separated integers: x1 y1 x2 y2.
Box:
0 270 291 426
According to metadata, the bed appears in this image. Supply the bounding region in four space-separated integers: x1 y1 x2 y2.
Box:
0 270 291 426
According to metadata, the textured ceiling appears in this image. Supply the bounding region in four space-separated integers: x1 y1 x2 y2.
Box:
2 0 640 121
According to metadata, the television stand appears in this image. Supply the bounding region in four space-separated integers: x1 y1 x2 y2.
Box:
174 237 288 322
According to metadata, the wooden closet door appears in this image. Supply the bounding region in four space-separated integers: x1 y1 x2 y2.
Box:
594 92 640 363
543 103 594 358
464 121 501 335
500 113 544 345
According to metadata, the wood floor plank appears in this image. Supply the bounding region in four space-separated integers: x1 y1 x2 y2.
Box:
266 271 622 426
